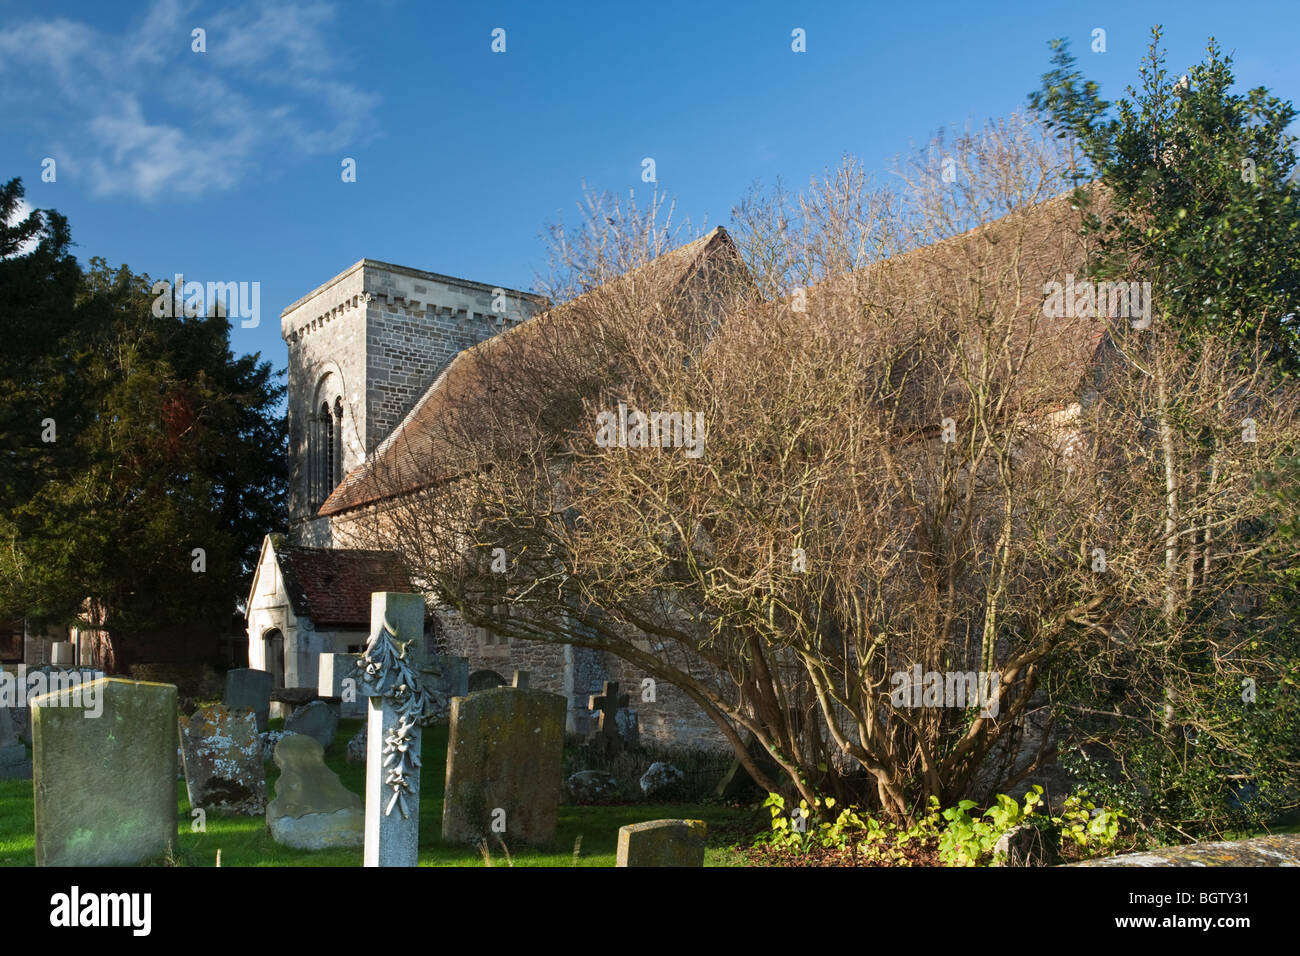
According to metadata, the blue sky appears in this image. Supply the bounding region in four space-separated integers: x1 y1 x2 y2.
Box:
1 0 1297 371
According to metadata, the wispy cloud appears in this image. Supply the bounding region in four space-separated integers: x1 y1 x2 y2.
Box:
0 0 380 200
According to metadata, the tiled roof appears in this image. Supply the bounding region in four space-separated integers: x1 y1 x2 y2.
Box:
276 546 413 627
793 189 1109 425
320 226 742 516
319 194 1106 517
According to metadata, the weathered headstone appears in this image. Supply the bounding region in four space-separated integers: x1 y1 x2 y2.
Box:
360 592 430 867
345 725 367 764
0 706 31 780
32 678 177 867
284 700 340 752
993 823 1059 867
443 686 566 846
11 705 30 746
640 761 685 798
0 700 30 746
615 707 639 748
713 732 784 799
567 770 617 804
425 654 469 698
266 734 363 849
319 653 364 719
617 819 707 867
224 668 273 731
260 729 296 763
178 704 266 814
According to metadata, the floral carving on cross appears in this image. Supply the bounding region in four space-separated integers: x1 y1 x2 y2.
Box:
357 614 435 819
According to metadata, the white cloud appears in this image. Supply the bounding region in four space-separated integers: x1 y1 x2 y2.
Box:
5 198 40 257
0 0 380 201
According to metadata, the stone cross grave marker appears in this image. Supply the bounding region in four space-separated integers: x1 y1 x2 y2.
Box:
588 680 629 757
358 592 431 868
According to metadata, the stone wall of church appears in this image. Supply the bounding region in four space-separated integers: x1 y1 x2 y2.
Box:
604 655 732 753
429 607 578 730
362 270 538 449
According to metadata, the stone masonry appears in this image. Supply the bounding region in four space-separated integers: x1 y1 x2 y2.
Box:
282 260 543 544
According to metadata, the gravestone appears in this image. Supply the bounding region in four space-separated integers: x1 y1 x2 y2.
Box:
617 819 707 867
260 729 296 763
49 642 74 666
443 686 566 846
345 726 367 764
567 770 617 804
993 823 1059 866
0 706 30 780
587 681 629 757
1 701 30 746
425 654 469 698
360 592 432 867
284 700 339 752
639 761 685 798
32 677 177 866
224 668 273 731
406 651 467 723
178 704 266 814
266 734 363 849
615 708 639 748
318 653 364 719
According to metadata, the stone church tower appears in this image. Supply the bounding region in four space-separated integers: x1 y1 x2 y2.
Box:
279 259 542 544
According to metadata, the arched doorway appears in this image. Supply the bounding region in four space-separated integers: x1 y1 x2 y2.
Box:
263 628 285 689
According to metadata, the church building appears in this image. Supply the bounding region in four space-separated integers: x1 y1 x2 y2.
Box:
246 244 737 748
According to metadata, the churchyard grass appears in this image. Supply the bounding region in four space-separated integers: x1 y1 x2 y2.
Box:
0 744 32 866
0 719 749 866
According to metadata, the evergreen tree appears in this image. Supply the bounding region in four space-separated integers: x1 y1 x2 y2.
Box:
0 182 286 670
1031 31 1300 836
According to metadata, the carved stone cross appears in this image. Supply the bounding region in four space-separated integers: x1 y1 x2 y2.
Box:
588 681 628 753
357 592 428 867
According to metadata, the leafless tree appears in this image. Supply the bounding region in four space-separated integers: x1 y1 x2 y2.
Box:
346 115 1300 822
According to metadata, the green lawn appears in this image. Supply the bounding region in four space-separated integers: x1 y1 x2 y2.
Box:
0 719 755 867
